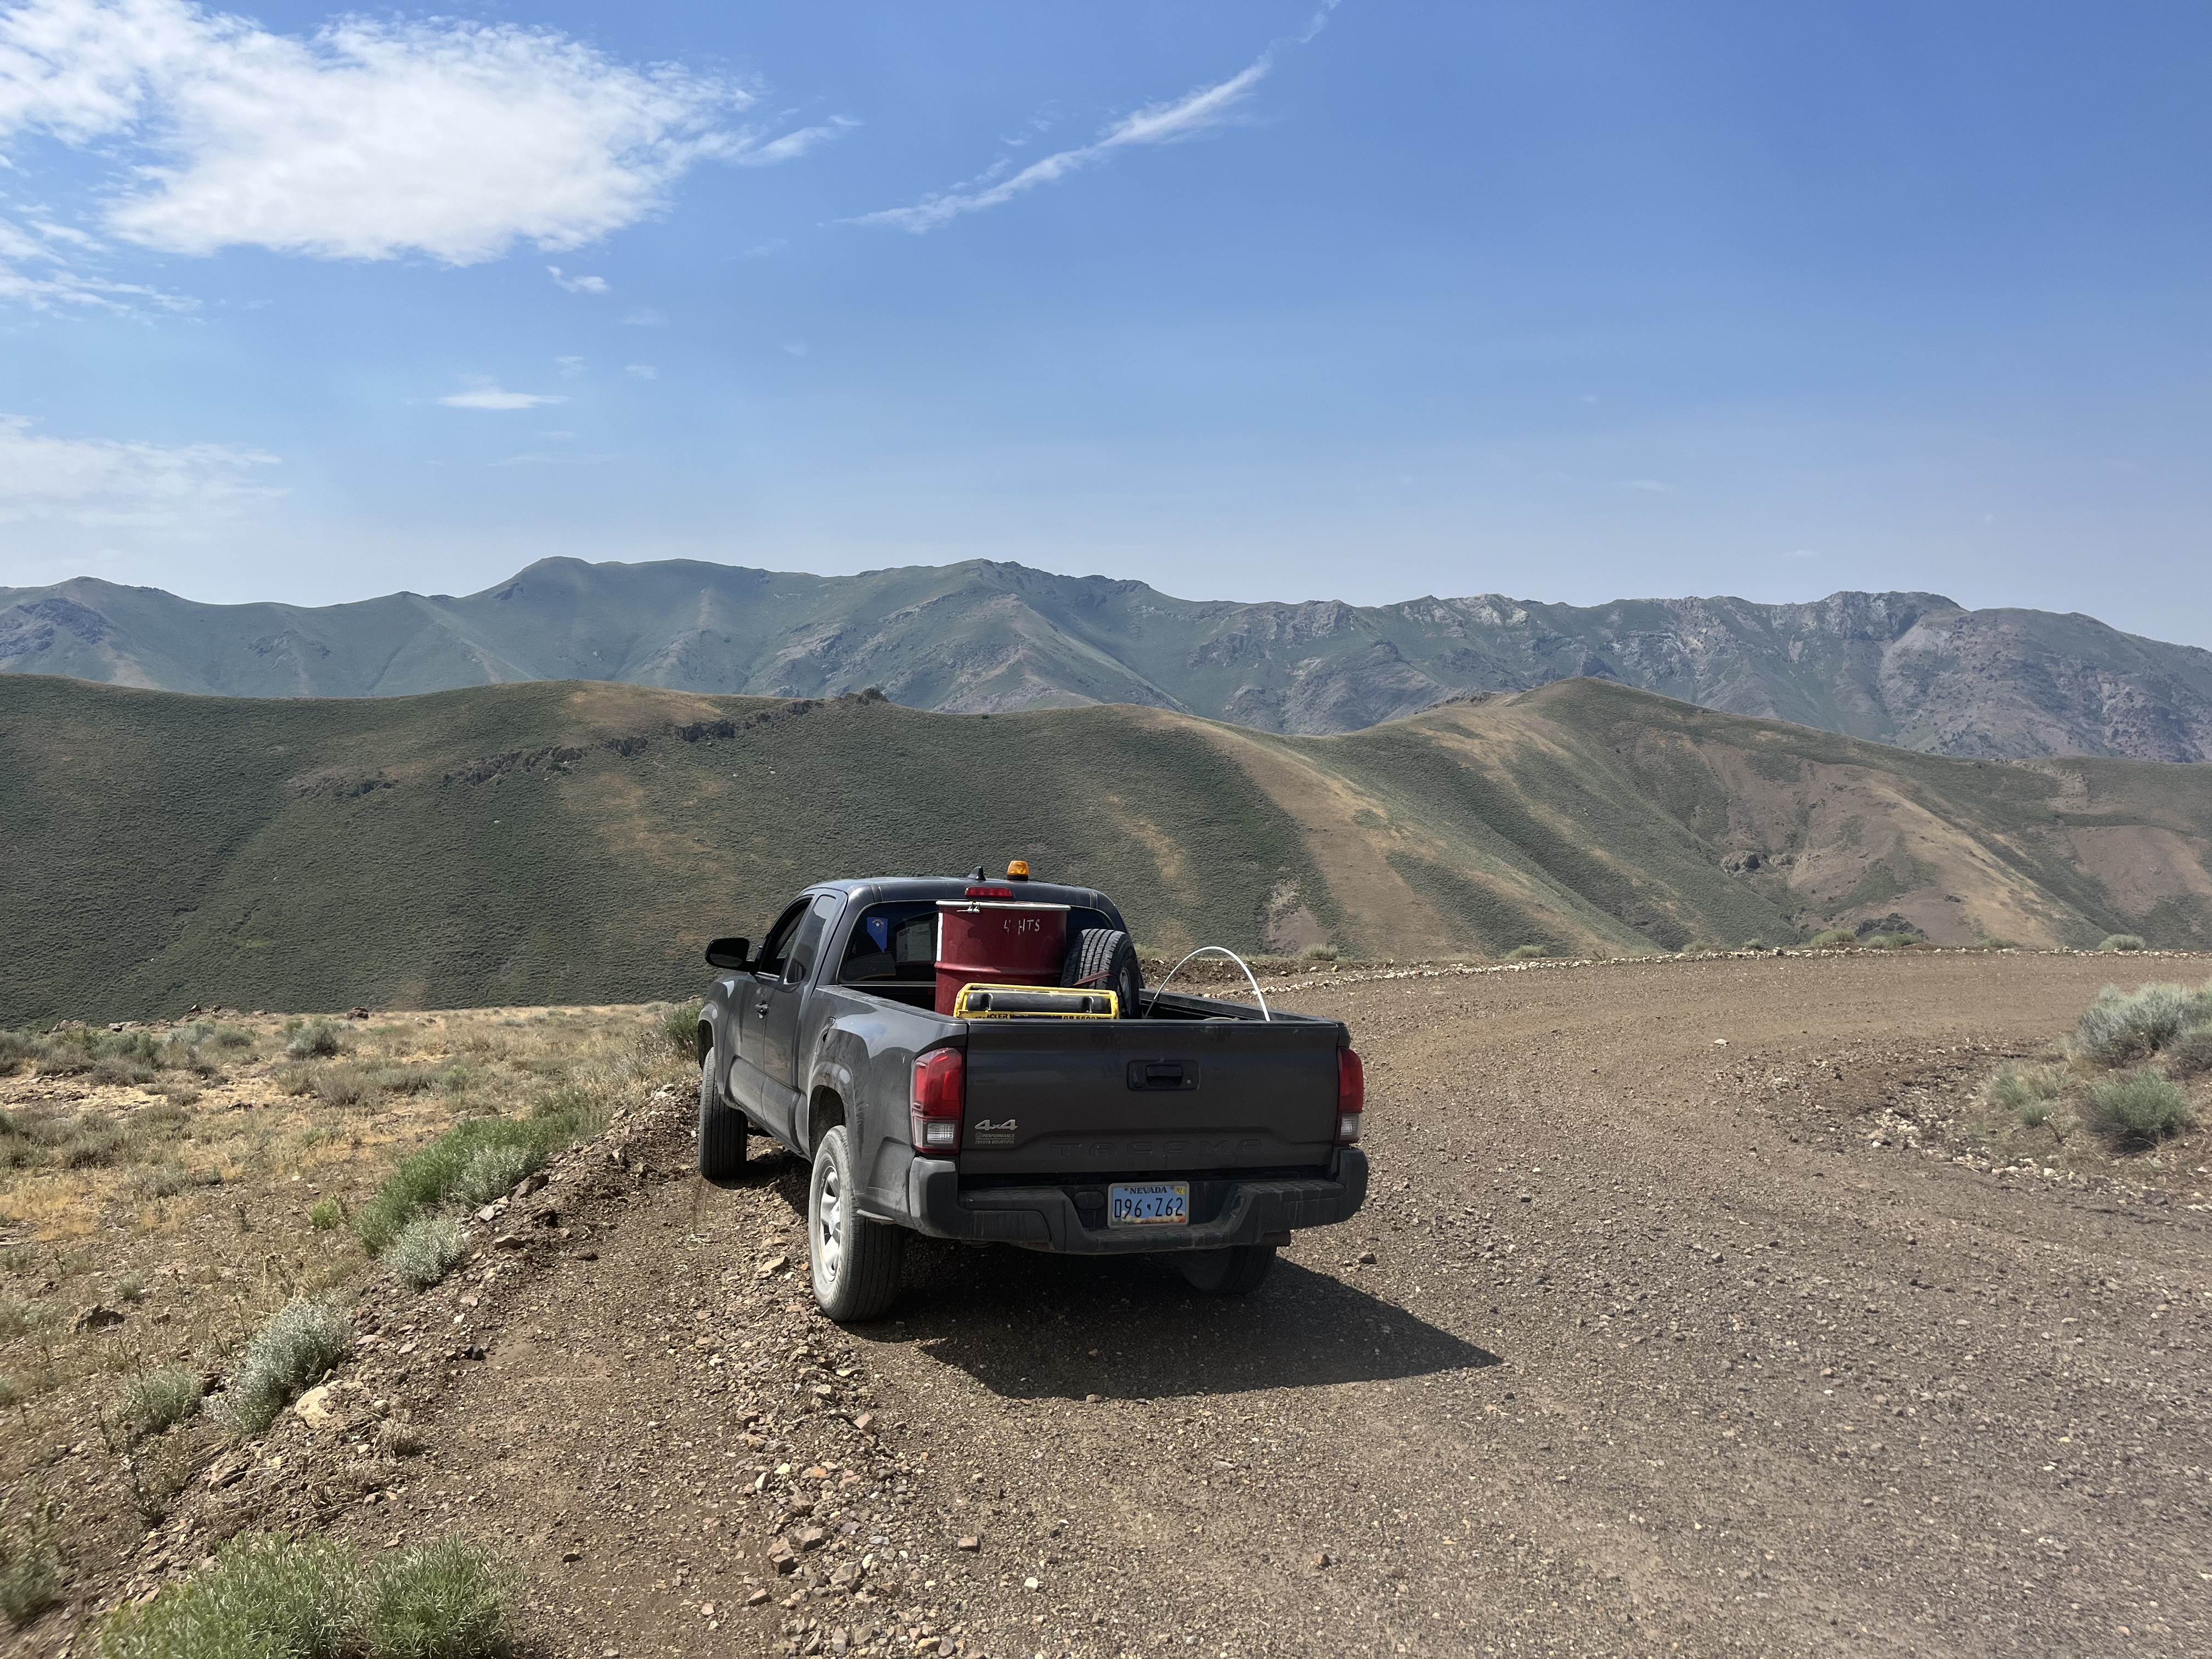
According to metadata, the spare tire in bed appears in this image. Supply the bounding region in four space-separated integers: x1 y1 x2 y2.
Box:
1061 928 1143 1016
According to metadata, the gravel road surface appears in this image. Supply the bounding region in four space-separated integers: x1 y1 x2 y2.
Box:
324 953 2211 1658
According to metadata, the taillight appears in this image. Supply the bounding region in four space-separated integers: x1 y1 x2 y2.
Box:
1336 1048 1364 1145
911 1048 966 1154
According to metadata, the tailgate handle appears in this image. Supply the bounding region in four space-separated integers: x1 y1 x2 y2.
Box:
1127 1060 1198 1092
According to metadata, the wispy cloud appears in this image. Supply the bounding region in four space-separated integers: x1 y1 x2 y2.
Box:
732 116 856 167
850 6 1345 235
620 306 667 326
0 213 186 312
624 363 654 380
548 266 608 294
851 62 1268 234
0 413 277 526
438 386 565 410
1618 479 1672 493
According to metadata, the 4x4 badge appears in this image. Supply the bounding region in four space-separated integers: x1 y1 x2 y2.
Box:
971 1116 1018 1146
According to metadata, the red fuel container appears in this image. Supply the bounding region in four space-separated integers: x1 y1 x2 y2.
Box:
935 900 1069 1015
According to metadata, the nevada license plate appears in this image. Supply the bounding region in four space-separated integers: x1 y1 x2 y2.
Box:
1108 1181 1189 1227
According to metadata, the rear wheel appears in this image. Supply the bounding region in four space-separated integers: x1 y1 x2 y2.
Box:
696 1049 748 1180
808 1125 905 1322
1063 927 1143 1015
1178 1244 1277 1297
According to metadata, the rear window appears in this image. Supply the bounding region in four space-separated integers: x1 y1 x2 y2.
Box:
840 902 940 983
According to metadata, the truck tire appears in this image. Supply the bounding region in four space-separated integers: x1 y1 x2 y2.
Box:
1177 1244 1276 1296
808 1125 905 1322
1062 927 1143 1015
697 1049 748 1180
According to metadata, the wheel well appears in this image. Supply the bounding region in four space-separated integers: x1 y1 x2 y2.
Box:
695 1022 713 1063
808 1088 847 1156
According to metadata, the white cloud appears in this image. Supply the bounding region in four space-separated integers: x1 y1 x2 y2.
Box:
620 306 665 326
548 265 607 294
781 340 808 357
438 387 565 410
624 363 654 380
0 0 846 264
553 355 585 377
0 211 183 310
851 60 1269 234
1619 479 1672 493
0 413 276 527
732 115 855 167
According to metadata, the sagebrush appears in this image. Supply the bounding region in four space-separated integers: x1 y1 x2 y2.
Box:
97 1530 510 1659
207 1296 351 1438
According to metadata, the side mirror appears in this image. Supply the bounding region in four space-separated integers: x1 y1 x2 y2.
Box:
704 936 751 970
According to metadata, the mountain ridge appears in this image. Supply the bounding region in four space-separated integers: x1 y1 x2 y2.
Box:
6 556 2211 762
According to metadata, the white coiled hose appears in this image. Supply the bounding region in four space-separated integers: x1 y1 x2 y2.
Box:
1144 945 1273 1022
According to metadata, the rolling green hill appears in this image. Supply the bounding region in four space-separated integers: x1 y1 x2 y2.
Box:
3 673 2209 1024
7 556 2212 760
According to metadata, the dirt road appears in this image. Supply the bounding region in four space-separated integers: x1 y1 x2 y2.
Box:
321 953 2211 1658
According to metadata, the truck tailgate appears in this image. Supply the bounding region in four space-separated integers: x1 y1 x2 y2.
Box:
960 1015 1340 1176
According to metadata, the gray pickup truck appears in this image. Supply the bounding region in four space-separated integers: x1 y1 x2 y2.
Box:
694 874 1368 1322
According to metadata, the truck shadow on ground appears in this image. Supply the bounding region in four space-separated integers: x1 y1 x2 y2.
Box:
856 1240 1500 1402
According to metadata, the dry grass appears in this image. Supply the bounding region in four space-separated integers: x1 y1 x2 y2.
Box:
0 1000 689 1638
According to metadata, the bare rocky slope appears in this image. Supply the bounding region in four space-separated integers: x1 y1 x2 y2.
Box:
7 558 2211 760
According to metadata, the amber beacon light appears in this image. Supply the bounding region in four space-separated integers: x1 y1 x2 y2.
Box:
1006 860 1031 880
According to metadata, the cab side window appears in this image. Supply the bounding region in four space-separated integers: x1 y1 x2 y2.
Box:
782 893 842 986
753 900 811 979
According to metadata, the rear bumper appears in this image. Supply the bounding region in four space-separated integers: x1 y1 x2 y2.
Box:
901 1148 1369 1252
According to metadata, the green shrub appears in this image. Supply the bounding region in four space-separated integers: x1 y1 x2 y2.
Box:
121 1365 204 1438
0 1524 59 1629
316 1067 375 1108
207 1296 351 1438
98 1532 510 1659
1504 944 1549 961
61 1118 134 1166
1299 944 1340 962
2070 983 2210 1067
0 1029 35 1076
2088 1067 2193 1144
309 1198 345 1232
454 1145 533 1208
116 1270 146 1303
285 1023 348 1061
385 1218 466 1291
370 1066 439 1097
2169 1024 2212 1077
1806 928 1857 947
1680 939 1714 955
0 1296 51 1341
2098 933 2146 953
1863 931 1924 950
131 1166 188 1199
1978 936 2019 951
362 1535 511 1658
354 1118 552 1255
98 1532 359 1658
1987 1062 2064 1119
211 1026 257 1051
658 1000 703 1059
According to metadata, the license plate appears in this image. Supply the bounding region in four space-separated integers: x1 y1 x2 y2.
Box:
1108 1181 1189 1227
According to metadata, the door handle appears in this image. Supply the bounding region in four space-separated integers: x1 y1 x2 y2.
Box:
754 1000 770 1018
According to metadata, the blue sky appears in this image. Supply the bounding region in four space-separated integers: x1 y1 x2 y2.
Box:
0 1 2205 642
